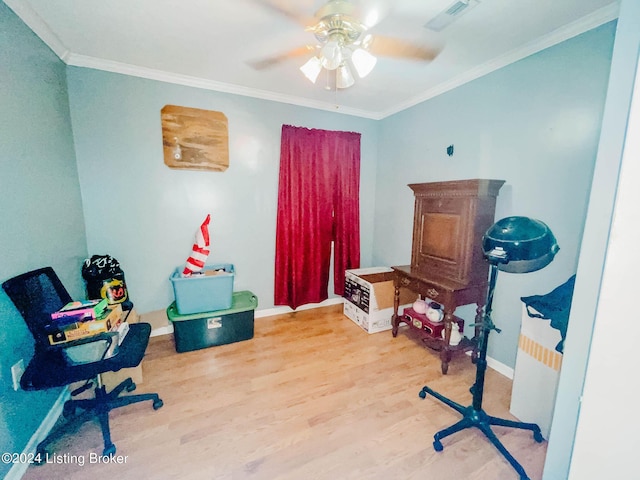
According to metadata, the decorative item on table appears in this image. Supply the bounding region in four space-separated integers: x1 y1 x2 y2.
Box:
182 214 211 277
426 301 444 323
82 255 133 310
412 298 428 314
441 322 463 346
402 305 464 339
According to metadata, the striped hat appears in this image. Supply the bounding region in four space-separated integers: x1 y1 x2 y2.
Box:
182 214 211 276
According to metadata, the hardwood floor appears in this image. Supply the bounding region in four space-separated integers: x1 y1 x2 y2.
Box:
22 305 547 480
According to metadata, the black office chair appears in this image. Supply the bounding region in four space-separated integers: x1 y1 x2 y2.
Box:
2 266 163 460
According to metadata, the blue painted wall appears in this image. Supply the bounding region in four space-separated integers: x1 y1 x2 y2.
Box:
0 3 88 477
65 69 379 314
372 22 616 369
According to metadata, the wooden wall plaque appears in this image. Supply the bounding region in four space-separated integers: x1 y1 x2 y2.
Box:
161 105 229 171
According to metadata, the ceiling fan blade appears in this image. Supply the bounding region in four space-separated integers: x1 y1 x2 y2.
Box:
367 35 440 62
247 45 315 70
252 0 316 27
351 0 392 29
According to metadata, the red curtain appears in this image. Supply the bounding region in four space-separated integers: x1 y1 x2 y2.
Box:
274 125 360 309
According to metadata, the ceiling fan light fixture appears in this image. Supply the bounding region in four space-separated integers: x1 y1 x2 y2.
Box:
256 0 440 91
351 48 377 78
320 36 345 70
300 56 323 83
336 63 355 89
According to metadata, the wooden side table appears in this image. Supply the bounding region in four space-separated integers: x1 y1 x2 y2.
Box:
392 265 487 374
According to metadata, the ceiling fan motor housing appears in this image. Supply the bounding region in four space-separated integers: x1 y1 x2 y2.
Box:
312 16 365 46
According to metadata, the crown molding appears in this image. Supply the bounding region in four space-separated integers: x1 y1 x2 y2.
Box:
5 0 618 120
65 53 379 119
4 0 71 62
378 2 620 119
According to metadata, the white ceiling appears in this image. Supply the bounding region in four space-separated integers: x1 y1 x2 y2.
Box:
5 0 619 119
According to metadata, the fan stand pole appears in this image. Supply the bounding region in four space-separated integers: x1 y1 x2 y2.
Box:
418 263 544 480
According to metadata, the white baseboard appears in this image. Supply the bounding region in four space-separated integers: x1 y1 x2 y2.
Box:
487 356 514 379
5 388 70 480
139 309 174 337
465 350 514 379
150 324 173 337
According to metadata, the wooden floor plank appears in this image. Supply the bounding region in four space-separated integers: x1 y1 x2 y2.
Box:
21 305 547 479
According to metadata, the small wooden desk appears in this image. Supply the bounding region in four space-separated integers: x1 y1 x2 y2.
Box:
391 265 487 374
393 179 503 374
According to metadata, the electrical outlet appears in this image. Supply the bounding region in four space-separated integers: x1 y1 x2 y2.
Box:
11 359 24 391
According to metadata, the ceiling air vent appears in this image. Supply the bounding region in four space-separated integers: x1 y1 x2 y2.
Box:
424 0 480 32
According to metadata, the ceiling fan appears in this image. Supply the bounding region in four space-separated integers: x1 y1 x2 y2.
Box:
249 0 441 89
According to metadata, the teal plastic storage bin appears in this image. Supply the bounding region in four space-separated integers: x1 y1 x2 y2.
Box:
167 291 257 353
170 263 234 315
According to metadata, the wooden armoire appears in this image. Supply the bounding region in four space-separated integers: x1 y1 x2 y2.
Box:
392 179 505 374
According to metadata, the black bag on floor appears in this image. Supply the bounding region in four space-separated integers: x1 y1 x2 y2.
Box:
82 255 133 311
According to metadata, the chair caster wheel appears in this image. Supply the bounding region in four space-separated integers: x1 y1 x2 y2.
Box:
533 431 544 443
153 399 164 410
433 440 443 452
419 389 427 399
103 444 116 457
126 382 136 392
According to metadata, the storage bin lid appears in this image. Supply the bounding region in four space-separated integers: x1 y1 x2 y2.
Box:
167 290 258 321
